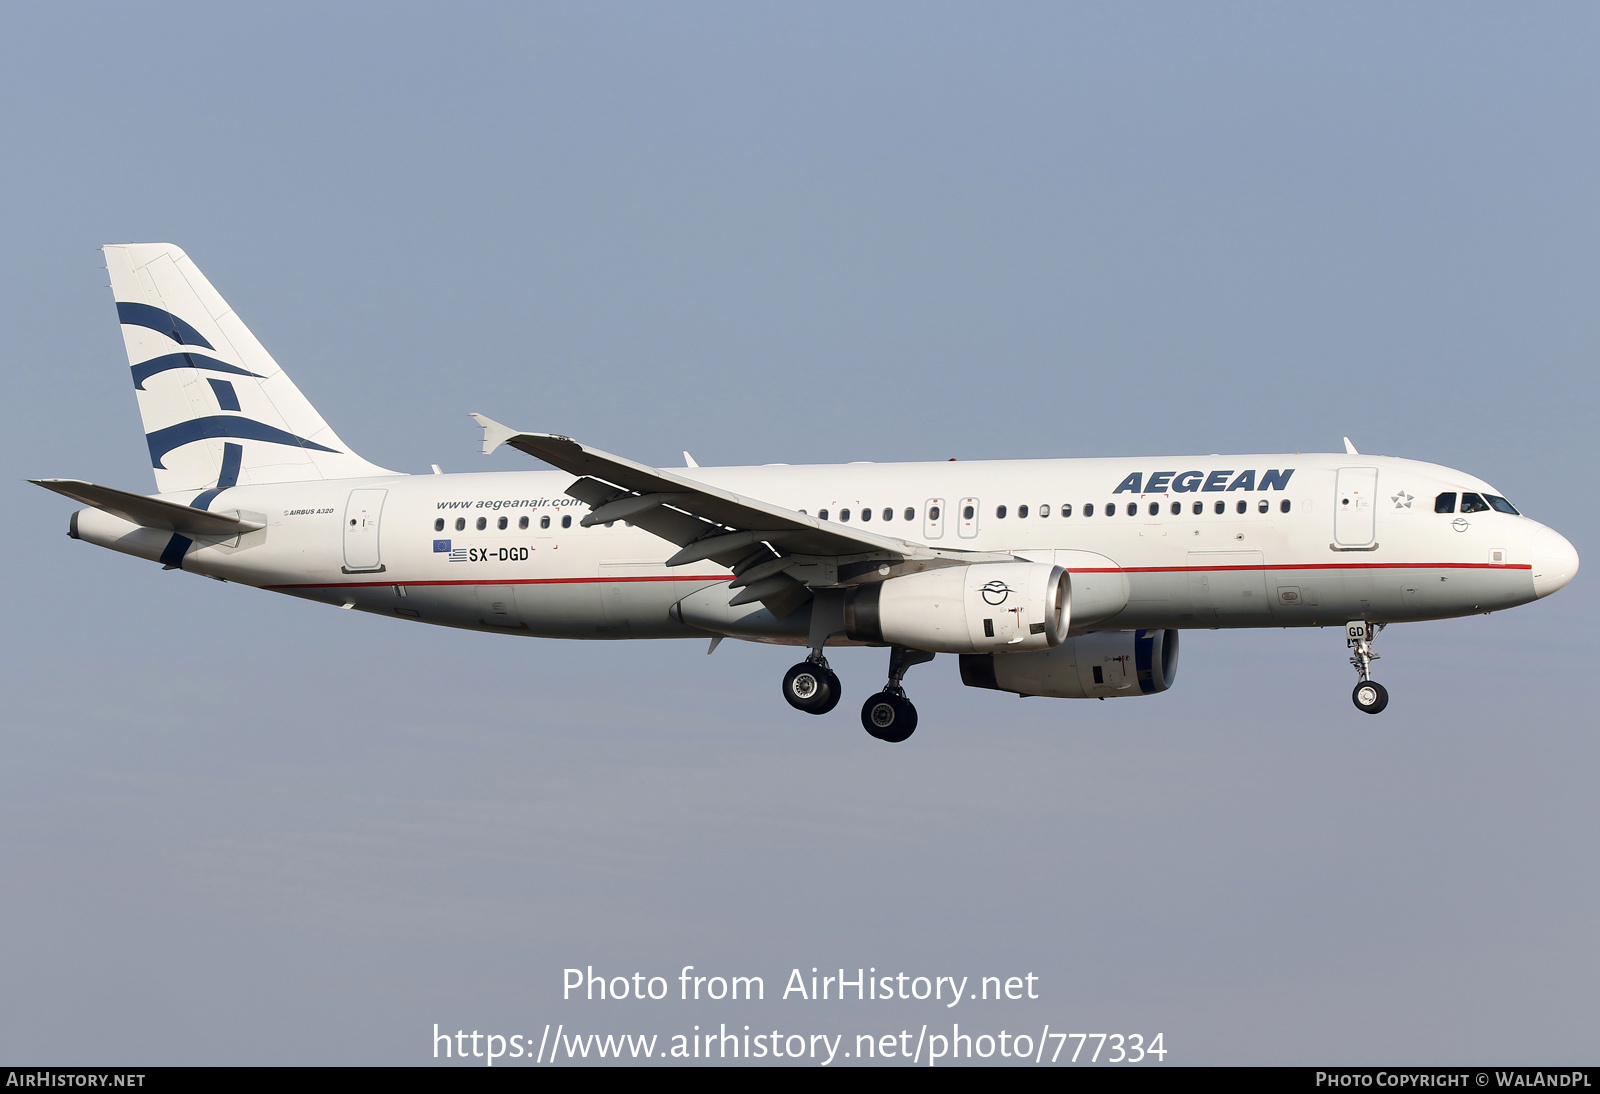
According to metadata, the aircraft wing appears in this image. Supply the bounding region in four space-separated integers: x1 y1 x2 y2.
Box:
472 414 1002 616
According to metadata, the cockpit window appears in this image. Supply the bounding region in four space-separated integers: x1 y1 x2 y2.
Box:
1485 494 1519 515
1460 492 1490 514
1434 493 1456 514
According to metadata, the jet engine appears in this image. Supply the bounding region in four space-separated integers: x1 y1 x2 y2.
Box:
844 562 1069 654
960 628 1179 698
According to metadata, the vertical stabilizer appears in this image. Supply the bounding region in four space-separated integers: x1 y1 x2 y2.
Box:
104 243 397 495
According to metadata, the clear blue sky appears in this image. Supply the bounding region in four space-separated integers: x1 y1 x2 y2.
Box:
3 1 1596 1064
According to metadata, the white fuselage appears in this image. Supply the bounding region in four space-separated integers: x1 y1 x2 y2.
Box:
71 452 1574 643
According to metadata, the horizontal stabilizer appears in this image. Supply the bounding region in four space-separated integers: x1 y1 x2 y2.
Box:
30 479 264 536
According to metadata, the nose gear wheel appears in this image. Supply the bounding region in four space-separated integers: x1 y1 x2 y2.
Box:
1346 620 1389 714
1352 680 1389 714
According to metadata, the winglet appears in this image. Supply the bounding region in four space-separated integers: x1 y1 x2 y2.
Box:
470 413 520 456
1343 436 1359 455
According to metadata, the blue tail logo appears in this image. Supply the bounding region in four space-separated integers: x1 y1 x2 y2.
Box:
145 416 339 470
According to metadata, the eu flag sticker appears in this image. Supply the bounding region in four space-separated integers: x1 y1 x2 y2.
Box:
433 539 451 552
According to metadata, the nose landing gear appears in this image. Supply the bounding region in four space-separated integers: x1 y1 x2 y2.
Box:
1346 620 1389 714
782 655 841 715
861 646 934 743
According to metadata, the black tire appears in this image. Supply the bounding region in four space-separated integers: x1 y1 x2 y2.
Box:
1352 680 1389 715
813 669 842 714
861 691 918 742
783 662 839 715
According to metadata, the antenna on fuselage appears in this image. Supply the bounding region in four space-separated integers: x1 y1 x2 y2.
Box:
1343 437 1359 455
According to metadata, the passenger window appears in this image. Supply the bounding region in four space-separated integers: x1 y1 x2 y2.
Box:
840 509 851 522
996 505 1007 519
1486 495 1519 515
1106 503 1115 518
1019 504 1029 518
860 507 871 522
926 506 938 521
884 508 894 521
1192 501 1203 515
1280 500 1291 514
1084 503 1094 517
1257 499 1268 513
819 509 829 521
1061 504 1072 517
540 515 551 529
476 516 487 530
1148 502 1159 517
1434 493 1457 514
1460 493 1490 514
1236 500 1247 515
561 515 572 528
497 516 508 530
903 507 914 521
1170 502 1181 516
519 516 529 529
434 518 444 531
1214 501 1225 515
1040 504 1051 517
455 517 466 531
963 505 975 520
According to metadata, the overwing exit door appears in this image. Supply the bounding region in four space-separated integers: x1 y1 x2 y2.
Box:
1334 468 1378 547
958 497 980 539
342 488 387 573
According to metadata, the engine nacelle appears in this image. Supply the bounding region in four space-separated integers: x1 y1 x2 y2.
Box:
845 562 1069 654
960 628 1179 698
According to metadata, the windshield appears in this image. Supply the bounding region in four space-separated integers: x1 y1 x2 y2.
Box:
1485 494 1519 515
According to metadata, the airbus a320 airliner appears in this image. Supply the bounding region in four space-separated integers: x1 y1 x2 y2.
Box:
36 244 1580 742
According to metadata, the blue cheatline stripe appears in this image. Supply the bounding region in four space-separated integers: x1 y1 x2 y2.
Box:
158 533 193 569
131 352 262 390
189 443 244 511
1134 629 1156 694
207 377 241 411
146 416 338 469
115 302 214 349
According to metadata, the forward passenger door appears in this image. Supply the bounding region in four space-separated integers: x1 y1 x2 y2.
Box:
1334 467 1379 547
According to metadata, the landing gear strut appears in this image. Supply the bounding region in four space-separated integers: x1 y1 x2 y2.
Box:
782 653 841 715
861 646 934 743
1346 620 1389 715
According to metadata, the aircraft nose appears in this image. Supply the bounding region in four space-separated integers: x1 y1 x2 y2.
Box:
1530 526 1580 598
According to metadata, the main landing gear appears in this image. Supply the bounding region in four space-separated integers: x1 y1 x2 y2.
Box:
1346 620 1389 715
861 646 935 744
781 655 841 715
781 644 934 743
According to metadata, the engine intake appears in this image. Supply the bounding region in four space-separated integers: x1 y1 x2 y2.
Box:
845 562 1069 654
960 629 1179 698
